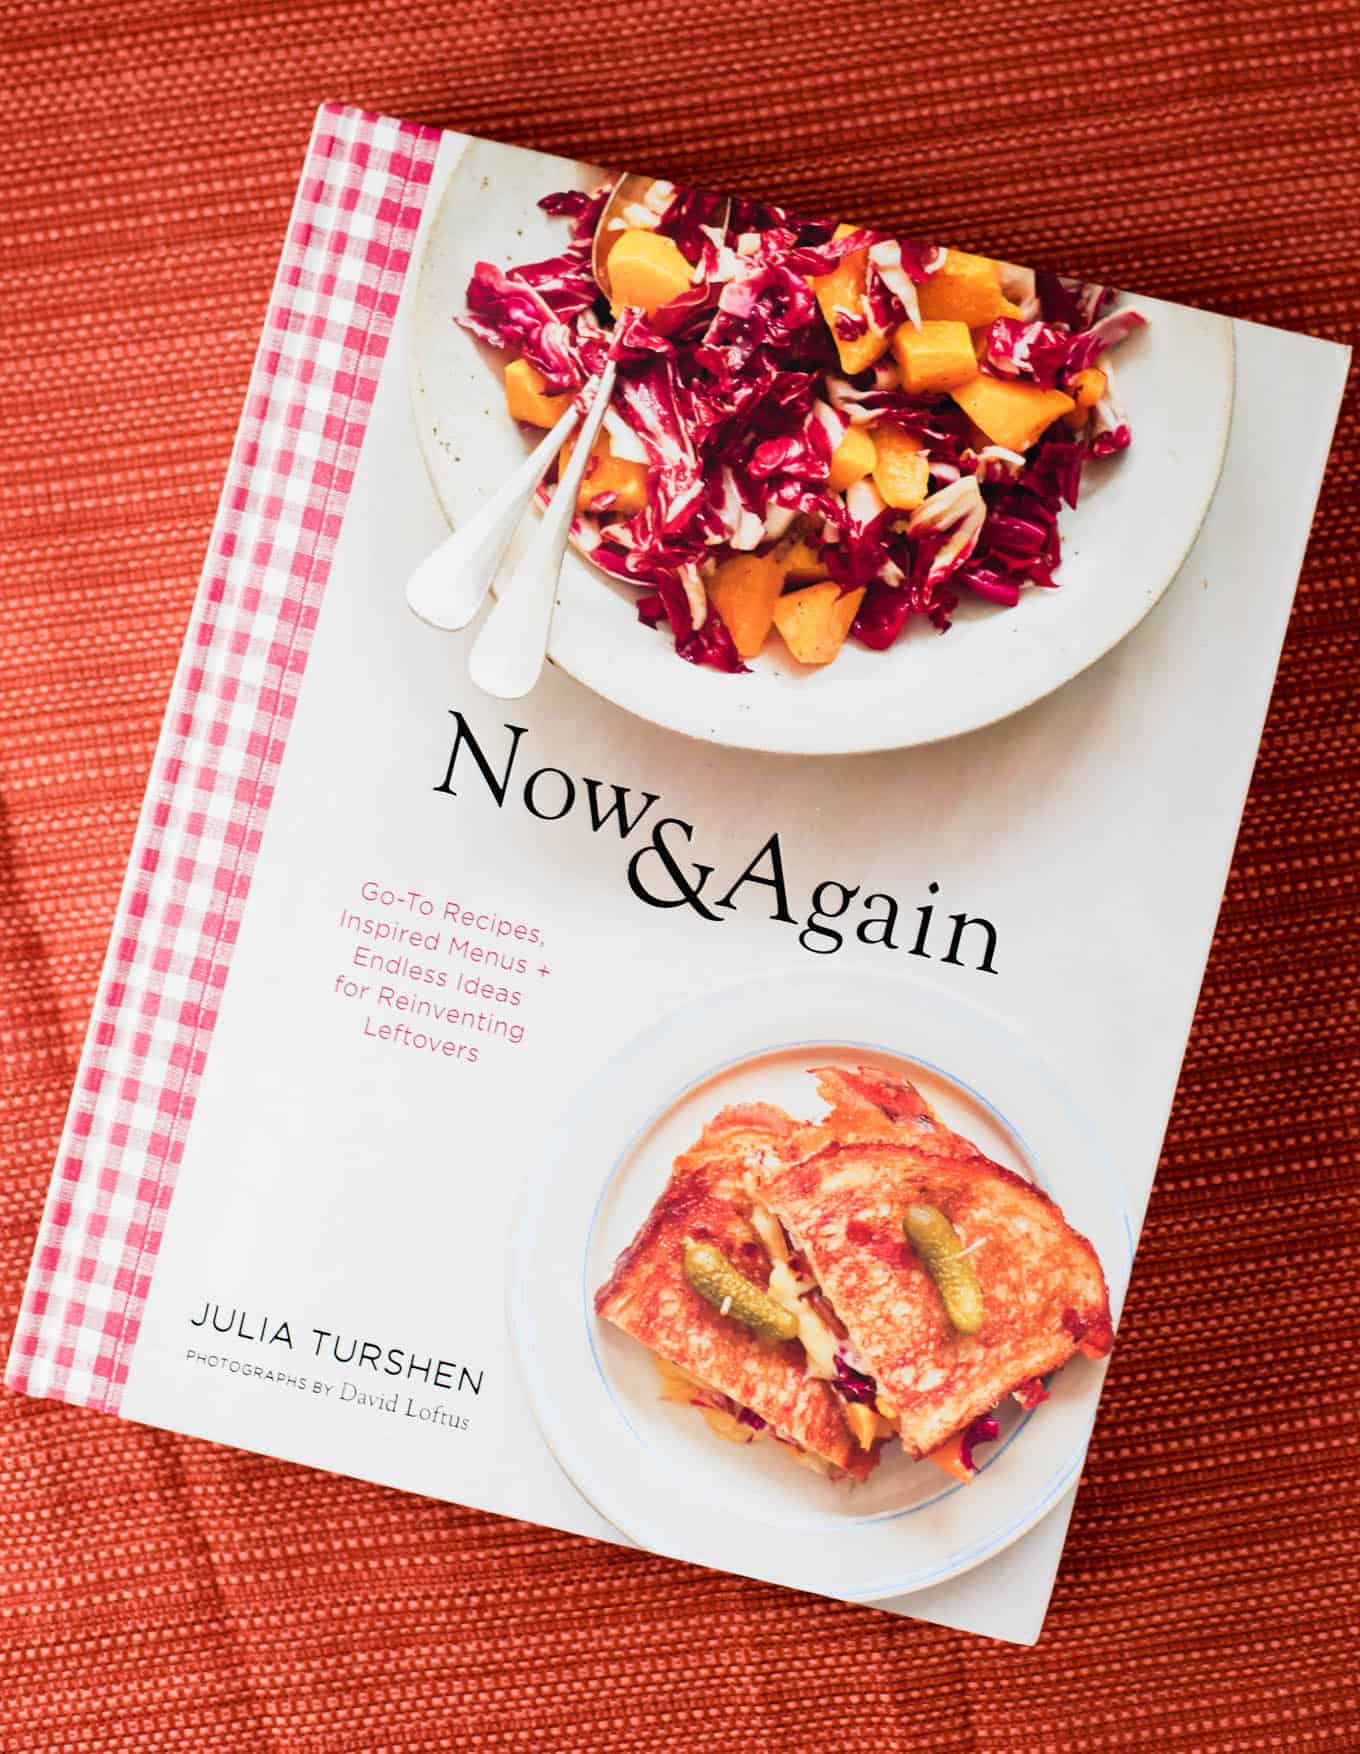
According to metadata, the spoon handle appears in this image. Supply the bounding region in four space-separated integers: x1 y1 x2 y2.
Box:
405 400 581 632
468 359 618 700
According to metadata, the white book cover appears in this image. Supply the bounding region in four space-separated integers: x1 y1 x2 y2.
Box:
7 104 1349 1647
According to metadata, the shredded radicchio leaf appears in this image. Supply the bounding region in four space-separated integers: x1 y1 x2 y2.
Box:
457 183 1141 670
1012 1376 1050 1411
959 1411 1002 1474
831 1352 880 1406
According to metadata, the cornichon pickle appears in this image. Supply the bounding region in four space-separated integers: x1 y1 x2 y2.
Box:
683 1240 798 1343
903 1204 985 1335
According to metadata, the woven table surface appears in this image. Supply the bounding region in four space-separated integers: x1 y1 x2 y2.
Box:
2 3 1357 1748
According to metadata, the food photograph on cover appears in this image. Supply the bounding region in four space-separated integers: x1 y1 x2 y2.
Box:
507 969 1133 1600
597 1066 1113 1492
408 136 1233 751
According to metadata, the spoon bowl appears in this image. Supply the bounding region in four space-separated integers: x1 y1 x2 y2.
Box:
590 172 663 298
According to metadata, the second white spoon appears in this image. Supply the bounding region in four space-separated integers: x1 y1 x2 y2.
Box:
467 358 618 700
405 400 582 632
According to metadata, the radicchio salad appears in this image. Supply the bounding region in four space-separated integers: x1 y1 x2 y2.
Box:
456 177 1146 674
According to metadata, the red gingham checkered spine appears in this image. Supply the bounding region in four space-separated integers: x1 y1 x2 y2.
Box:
5 104 441 1414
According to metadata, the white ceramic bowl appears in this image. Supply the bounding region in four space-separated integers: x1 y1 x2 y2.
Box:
411 134 1234 755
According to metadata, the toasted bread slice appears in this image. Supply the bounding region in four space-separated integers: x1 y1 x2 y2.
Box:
756 1066 1113 1459
594 1102 877 1481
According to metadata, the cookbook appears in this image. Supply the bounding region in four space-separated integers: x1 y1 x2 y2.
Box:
7 103 1348 1646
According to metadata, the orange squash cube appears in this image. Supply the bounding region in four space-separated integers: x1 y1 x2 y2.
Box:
826 423 877 492
871 422 929 509
809 223 889 376
504 356 573 427
950 375 1076 453
778 535 825 582
927 1431 975 1484
917 249 1012 327
607 228 694 315
707 551 786 659
1062 366 1108 429
560 431 649 515
891 320 978 394
1069 366 1107 410
842 1401 890 1451
772 581 866 666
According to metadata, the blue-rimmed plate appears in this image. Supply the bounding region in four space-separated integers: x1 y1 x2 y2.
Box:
506 968 1133 1602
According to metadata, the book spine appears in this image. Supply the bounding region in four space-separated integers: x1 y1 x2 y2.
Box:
5 103 440 1413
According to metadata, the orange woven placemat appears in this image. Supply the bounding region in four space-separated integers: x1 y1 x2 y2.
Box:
2 3 1357 1748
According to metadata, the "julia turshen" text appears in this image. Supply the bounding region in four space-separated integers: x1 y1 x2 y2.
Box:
188 1302 483 1395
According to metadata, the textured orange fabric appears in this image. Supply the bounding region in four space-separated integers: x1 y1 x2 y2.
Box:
2 2 1357 1748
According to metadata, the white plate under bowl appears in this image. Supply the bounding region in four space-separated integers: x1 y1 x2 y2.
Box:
411 134 1234 755
506 968 1133 1603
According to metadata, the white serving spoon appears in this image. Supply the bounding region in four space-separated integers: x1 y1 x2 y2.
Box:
405 171 655 642
463 176 676 698
415 178 730 699
467 355 617 697
405 399 581 631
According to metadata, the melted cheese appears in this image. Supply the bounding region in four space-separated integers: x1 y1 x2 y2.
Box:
655 1358 758 1444
743 1184 897 1452
652 1357 840 1470
700 1404 759 1445
786 1445 838 1479
654 1354 706 1406
746 1194 841 1380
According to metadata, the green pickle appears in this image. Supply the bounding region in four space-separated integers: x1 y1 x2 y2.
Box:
683 1239 798 1343
903 1204 985 1335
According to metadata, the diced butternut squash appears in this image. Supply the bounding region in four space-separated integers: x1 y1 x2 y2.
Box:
871 422 929 509
1062 366 1108 429
917 249 1013 327
1069 367 1107 410
890 320 978 394
504 356 573 427
826 423 877 492
809 222 889 376
707 552 786 660
772 581 866 666
842 1402 891 1452
607 227 694 315
951 375 1076 454
927 1431 975 1485
778 535 825 582
560 430 649 515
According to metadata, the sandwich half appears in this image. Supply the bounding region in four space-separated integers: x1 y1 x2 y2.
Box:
594 1101 878 1481
751 1065 1114 1475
